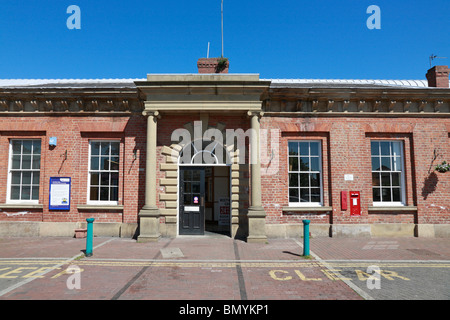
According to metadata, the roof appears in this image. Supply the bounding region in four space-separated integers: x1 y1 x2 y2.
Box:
0 78 448 89
264 79 432 89
0 79 144 89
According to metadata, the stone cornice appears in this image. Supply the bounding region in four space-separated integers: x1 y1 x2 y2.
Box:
137 74 270 113
0 87 143 114
264 86 450 114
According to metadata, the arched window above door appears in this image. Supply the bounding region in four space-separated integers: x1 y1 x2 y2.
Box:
179 139 231 165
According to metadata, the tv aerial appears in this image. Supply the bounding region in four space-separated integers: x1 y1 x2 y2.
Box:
429 54 448 68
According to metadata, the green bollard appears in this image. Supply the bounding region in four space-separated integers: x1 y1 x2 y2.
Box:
302 220 310 256
85 218 95 257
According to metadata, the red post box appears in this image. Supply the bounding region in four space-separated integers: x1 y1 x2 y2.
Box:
350 191 361 216
341 191 348 211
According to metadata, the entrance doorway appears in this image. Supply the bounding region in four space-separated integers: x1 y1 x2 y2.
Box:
179 166 230 236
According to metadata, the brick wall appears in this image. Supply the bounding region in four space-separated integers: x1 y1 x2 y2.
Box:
1 112 449 231
260 116 450 226
0 115 146 224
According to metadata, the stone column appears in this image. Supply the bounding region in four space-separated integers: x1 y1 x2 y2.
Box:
138 111 160 242
247 111 267 243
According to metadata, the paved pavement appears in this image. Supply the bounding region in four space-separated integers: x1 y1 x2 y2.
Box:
0 234 449 306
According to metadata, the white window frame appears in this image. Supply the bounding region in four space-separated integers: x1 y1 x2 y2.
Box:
288 140 323 207
87 140 120 205
7 139 41 204
371 140 406 206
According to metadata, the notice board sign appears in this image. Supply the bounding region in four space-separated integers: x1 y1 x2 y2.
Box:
49 177 71 211
218 197 230 226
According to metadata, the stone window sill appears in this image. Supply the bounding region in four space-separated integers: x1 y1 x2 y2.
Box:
282 206 332 212
0 203 43 209
77 204 124 210
368 206 417 212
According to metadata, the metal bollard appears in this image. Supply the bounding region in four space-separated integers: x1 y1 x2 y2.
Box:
302 220 310 256
85 218 95 257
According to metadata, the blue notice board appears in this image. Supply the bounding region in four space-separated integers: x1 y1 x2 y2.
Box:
49 177 71 210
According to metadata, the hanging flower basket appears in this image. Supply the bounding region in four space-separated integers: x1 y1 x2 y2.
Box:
435 161 450 173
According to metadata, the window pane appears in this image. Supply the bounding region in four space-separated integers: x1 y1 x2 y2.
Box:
289 157 298 172
11 186 20 200
299 173 309 187
22 171 32 185
100 156 109 170
288 142 298 156
310 142 319 156
381 173 391 186
111 173 119 186
381 157 391 171
392 142 401 157
101 142 110 156
183 194 191 205
21 186 31 200
289 173 298 187
373 188 381 202
300 157 309 171
100 173 110 186
372 157 380 171
380 142 390 156
12 141 22 154
12 155 21 169
310 188 320 203
299 142 309 156
392 156 402 172
184 182 191 193
91 142 100 155
392 188 401 202
310 173 320 187
371 141 379 156
91 173 99 186
289 188 299 203
382 188 391 202
111 143 120 156
91 156 99 170
392 173 400 187
100 187 109 201
184 170 192 181
90 187 99 201
192 182 200 193
32 141 41 155
193 170 200 181
32 172 40 185
32 155 41 170
22 155 31 169
11 172 21 185
300 188 310 202
310 157 319 171
22 141 32 154
110 157 119 171
110 187 118 201
32 186 39 200
372 172 380 187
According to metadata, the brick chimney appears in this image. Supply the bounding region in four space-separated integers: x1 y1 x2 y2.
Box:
197 58 229 74
426 65 449 88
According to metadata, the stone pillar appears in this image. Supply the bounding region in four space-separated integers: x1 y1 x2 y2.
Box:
247 111 267 243
138 111 160 242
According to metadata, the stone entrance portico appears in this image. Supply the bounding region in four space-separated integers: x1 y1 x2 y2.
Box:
135 74 271 242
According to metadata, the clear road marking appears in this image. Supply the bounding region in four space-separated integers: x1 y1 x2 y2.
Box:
293 239 375 300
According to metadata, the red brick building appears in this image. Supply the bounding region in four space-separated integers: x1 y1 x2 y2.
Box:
0 61 449 240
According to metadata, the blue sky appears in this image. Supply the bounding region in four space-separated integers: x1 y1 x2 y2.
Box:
0 0 448 80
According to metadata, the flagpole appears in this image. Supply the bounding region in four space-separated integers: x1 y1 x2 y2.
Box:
221 0 224 57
